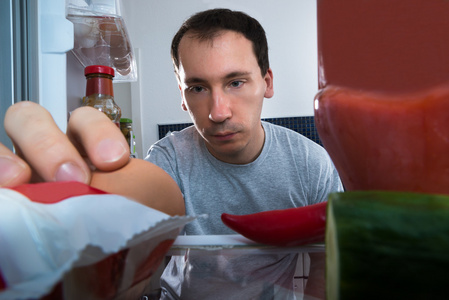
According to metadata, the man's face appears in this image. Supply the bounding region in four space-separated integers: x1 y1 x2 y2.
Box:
177 30 274 164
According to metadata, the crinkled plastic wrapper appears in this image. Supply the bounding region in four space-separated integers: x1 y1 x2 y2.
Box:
0 182 194 299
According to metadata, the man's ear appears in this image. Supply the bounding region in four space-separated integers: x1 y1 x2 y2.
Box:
264 68 274 99
181 101 188 111
179 85 188 111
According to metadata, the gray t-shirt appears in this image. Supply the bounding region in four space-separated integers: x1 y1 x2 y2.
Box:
146 121 343 299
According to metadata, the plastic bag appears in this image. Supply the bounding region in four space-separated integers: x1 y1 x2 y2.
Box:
0 182 194 299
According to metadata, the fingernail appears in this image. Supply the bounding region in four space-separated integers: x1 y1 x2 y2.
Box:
55 162 88 183
96 138 128 163
0 156 26 186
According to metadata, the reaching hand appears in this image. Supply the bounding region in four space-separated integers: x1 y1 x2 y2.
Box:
1 101 129 187
1 101 185 216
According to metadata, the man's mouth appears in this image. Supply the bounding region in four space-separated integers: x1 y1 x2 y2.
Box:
212 132 236 141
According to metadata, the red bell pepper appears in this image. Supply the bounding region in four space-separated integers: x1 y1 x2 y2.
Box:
221 201 327 247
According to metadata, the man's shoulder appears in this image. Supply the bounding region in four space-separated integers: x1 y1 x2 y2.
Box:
262 121 330 162
263 121 317 145
155 125 197 146
147 125 200 160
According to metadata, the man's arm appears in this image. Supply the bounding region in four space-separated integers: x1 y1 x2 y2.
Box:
1 101 185 216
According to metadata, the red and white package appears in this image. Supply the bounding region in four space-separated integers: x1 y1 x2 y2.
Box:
0 182 194 299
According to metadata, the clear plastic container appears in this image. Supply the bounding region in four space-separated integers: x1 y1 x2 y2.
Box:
66 0 137 82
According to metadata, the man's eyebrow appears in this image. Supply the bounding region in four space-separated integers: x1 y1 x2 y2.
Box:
184 77 206 85
224 71 252 79
184 71 252 85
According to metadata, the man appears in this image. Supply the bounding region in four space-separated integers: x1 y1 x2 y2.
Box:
1 8 342 299
147 9 342 299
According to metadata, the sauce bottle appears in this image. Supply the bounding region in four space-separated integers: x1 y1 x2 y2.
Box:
83 65 121 126
120 118 137 158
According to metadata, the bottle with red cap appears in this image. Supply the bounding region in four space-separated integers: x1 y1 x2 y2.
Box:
83 65 122 126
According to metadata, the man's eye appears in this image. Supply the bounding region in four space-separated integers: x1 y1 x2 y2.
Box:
230 81 243 88
189 86 205 93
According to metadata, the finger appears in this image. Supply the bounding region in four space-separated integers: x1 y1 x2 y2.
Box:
67 106 129 171
4 101 91 184
0 142 32 187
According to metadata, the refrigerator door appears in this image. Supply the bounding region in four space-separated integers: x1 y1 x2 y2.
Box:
38 0 74 132
0 0 74 152
0 0 40 149
0 1 14 150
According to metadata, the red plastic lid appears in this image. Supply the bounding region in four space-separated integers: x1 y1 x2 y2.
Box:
84 65 115 77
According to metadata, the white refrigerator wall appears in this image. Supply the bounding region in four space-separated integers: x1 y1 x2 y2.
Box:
116 0 318 158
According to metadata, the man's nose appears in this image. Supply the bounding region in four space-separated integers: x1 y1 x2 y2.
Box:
209 90 232 123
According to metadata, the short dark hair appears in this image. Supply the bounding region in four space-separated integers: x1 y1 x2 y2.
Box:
171 8 270 78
